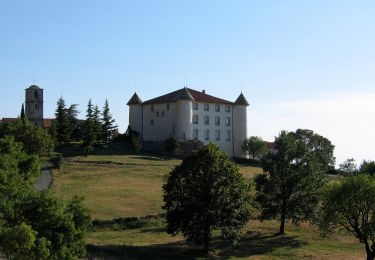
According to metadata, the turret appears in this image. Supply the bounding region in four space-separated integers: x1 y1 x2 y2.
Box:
127 93 143 137
233 92 249 158
25 85 43 127
175 87 194 141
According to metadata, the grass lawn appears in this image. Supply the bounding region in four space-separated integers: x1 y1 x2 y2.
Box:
51 147 364 259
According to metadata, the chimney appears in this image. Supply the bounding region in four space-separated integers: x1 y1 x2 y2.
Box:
202 90 206 94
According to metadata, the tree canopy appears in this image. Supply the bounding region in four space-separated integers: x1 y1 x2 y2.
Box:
0 137 91 259
319 174 375 260
242 136 267 160
163 143 252 252
255 129 335 235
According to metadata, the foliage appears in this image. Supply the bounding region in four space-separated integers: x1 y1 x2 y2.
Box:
54 97 71 147
0 137 91 259
82 100 98 155
360 160 375 175
163 143 252 252
0 119 54 156
20 104 25 119
255 129 335 235
101 99 117 144
164 137 178 157
242 136 267 160
114 126 141 152
51 153 65 169
319 174 375 260
338 158 358 175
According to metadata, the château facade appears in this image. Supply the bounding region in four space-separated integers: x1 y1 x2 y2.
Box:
127 87 249 158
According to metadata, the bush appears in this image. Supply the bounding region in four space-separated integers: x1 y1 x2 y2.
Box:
51 154 64 169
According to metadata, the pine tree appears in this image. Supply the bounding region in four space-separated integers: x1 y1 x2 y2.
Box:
54 97 70 147
20 104 25 120
93 105 102 144
101 99 117 144
82 100 97 155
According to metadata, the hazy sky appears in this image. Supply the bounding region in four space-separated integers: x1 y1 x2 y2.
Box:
0 1 374 165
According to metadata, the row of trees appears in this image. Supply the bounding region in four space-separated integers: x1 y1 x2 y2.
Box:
163 129 375 259
51 97 118 153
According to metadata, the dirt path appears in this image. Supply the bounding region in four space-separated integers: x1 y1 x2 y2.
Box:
35 161 53 191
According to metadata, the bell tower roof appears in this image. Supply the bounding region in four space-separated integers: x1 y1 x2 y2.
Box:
177 87 194 101
27 85 42 90
127 92 143 105
234 92 249 106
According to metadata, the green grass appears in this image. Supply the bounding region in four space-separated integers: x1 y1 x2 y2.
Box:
51 147 364 259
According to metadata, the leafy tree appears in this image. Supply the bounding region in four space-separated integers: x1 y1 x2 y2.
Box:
338 158 358 175
360 160 375 175
319 174 375 260
163 143 252 252
255 129 334 235
54 97 71 147
101 99 117 144
242 136 267 160
164 137 178 157
0 119 54 155
0 137 91 259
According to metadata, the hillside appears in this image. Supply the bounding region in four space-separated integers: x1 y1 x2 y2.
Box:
51 148 363 259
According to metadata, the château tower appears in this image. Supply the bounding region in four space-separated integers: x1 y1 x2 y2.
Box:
25 85 43 127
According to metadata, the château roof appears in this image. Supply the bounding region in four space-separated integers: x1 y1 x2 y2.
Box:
143 87 233 105
127 93 143 105
234 92 249 106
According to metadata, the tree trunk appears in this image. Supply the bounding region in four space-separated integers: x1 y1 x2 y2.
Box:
278 212 286 235
365 241 374 260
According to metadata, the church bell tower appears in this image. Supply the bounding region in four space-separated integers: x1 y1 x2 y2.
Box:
25 85 43 127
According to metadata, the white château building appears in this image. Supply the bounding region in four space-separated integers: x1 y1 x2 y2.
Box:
127 87 249 158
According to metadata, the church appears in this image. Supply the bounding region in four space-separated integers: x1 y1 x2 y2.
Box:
127 87 249 158
1 85 53 128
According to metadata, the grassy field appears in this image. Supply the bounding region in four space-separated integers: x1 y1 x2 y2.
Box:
51 147 364 259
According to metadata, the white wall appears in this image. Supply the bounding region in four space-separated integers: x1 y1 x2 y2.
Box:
233 105 247 158
191 102 234 156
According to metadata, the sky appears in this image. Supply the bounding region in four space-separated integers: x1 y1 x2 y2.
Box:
0 1 374 165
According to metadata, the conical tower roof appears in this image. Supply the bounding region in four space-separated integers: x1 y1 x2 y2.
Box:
127 92 143 105
177 87 194 101
234 92 249 106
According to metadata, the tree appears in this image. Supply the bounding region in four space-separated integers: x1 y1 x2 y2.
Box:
54 97 70 147
93 105 102 143
242 136 267 160
164 137 178 157
101 99 117 144
338 158 358 175
82 100 97 155
319 174 375 260
0 137 91 259
0 119 54 156
360 160 375 175
20 103 25 120
163 143 252 252
66 104 80 142
255 129 335 235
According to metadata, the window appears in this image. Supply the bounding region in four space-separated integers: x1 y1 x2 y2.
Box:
226 131 231 141
167 104 170 110
151 105 154 112
161 111 165 117
204 115 209 125
193 114 198 124
193 129 198 140
150 119 154 126
215 104 220 112
225 106 231 112
215 116 220 126
225 117 231 126
205 130 210 140
34 104 38 111
34 91 39 99
193 103 198 110
215 130 220 141
156 111 160 117
204 104 209 111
